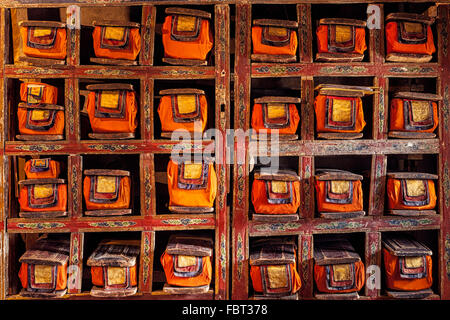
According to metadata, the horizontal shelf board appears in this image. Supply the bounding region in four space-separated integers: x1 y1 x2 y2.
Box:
153 214 216 229
248 139 440 156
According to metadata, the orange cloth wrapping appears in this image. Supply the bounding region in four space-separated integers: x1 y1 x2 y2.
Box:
316 25 367 54
90 266 137 287
160 251 212 287
18 184 67 212
250 263 302 294
20 26 67 60
251 179 300 214
86 91 138 134
251 103 300 135
314 260 365 293
24 159 60 179
157 94 208 133
315 180 363 213
383 248 432 291
167 160 217 208
92 26 141 61
17 107 65 136
389 98 438 133
20 82 58 105
162 15 213 61
386 178 436 210
83 175 131 210
19 262 68 291
252 26 298 56
314 94 366 133
385 21 435 55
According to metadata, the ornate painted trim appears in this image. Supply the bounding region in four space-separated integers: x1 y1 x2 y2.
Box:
218 166 225 210
160 70 206 76
445 233 450 280
144 166 152 211
441 11 448 58
10 68 64 75
253 222 301 232
315 221 366 230
83 69 134 76
236 165 245 206
385 218 435 228
443 86 449 131
70 236 79 265
71 165 79 214
157 143 206 152
87 221 136 228
142 232 151 285
299 4 309 59
220 234 226 281
253 65 302 75
67 81 75 135
87 144 138 151
443 161 450 208
389 66 436 74
236 233 244 280
238 83 246 129
14 145 64 152
319 66 367 74
16 222 66 229
378 86 385 134
303 161 312 215
161 218 209 226
144 82 151 131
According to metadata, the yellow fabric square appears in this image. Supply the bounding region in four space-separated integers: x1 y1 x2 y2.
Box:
100 91 120 109
33 184 53 199
331 180 350 194
267 265 288 289
96 176 117 193
405 256 424 268
405 180 426 197
335 25 352 43
27 85 43 103
267 27 288 37
34 265 53 284
271 181 288 194
30 110 50 121
176 95 197 114
331 99 352 122
267 103 287 119
332 264 352 281
33 159 47 167
183 163 203 180
175 16 196 32
107 267 126 285
411 100 431 122
104 27 126 41
177 255 197 267
403 22 423 34
33 27 52 37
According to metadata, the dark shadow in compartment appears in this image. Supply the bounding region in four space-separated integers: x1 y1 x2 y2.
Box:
311 4 370 63
7 233 69 297
314 155 371 218
153 79 215 140
313 76 375 140
250 77 302 139
380 230 439 298
383 2 438 63
82 154 141 217
152 230 215 292
27 8 63 22
249 156 299 221
82 231 141 294
78 78 141 141
79 6 142 66
7 155 69 219
6 78 66 142
154 5 215 67
312 232 366 298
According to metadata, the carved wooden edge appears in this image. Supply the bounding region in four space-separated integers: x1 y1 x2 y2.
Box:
15 135 64 141
251 134 298 141
319 211 366 219
315 292 359 300
315 170 363 181
387 210 436 217
386 172 438 180
252 293 299 300
385 13 435 25
386 53 433 63
92 20 140 28
252 213 299 222
251 54 297 63
253 19 299 28
317 132 364 140
159 88 205 95
386 289 433 299
18 103 64 111
90 57 138 66
19 21 66 28
84 209 132 217
163 284 210 294
163 57 208 66
86 83 134 91
318 18 366 27
18 178 66 185
18 56 65 66
254 169 300 181
160 132 203 139
388 131 436 139
165 7 211 19
19 211 68 218
90 286 137 298
168 206 214 213
315 52 364 62
315 84 374 97
393 92 442 101
20 289 67 298
254 96 301 104
83 169 130 176
88 133 135 140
